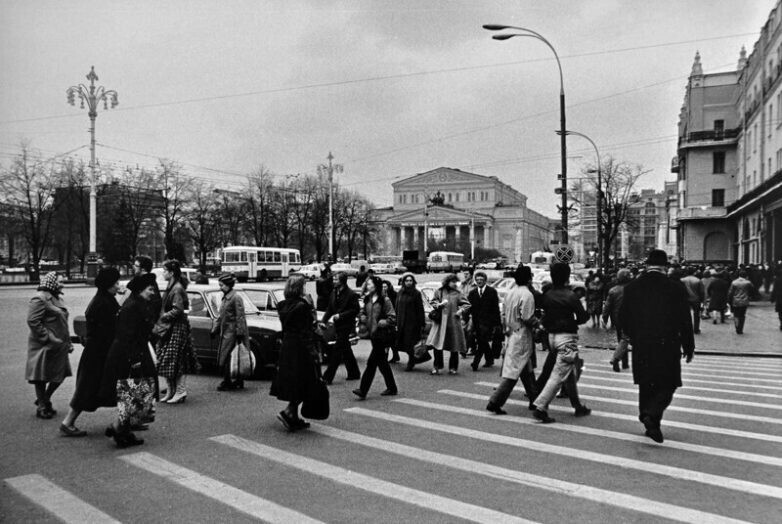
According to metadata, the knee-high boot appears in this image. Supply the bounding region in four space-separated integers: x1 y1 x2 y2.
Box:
167 375 187 404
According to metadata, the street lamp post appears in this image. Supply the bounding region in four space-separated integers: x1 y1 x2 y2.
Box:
320 152 342 262
483 24 568 245
557 130 603 273
67 66 118 271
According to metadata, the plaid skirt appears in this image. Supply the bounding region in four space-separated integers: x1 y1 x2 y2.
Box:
116 377 155 427
156 320 198 379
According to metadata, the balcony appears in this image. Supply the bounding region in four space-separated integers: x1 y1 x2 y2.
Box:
674 206 727 222
684 128 740 142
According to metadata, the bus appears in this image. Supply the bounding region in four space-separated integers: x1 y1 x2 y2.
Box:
428 251 465 273
220 246 302 282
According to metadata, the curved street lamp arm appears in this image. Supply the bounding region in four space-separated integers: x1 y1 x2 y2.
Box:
486 28 563 94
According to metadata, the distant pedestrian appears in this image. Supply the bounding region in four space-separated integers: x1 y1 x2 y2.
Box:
486 265 539 415
155 259 198 404
707 272 730 324
619 249 694 443
353 276 398 399
458 267 477 358
426 273 471 375
771 270 782 330
681 267 705 334
271 274 320 431
211 273 248 391
728 270 755 335
321 271 361 384
585 274 605 328
355 265 368 288
532 263 591 423
26 272 73 420
315 265 333 312
603 268 632 372
394 273 426 372
60 267 121 437
467 271 501 370
100 273 158 448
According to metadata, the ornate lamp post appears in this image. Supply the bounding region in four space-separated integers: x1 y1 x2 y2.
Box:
66 66 118 271
483 24 568 245
557 130 603 273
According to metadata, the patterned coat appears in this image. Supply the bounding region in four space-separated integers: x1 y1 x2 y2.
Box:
425 288 471 352
212 289 248 367
26 291 72 383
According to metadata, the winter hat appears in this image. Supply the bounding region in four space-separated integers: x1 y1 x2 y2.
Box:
38 272 62 295
95 267 121 291
126 273 156 294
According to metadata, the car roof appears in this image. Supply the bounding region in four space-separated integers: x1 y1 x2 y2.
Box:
236 282 285 290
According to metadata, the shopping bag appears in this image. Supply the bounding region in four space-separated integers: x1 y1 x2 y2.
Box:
301 363 330 420
230 341 256 379
413 340 431 363
116 377 156 427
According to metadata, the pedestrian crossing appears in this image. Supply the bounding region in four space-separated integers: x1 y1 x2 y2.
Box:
4 353 781 523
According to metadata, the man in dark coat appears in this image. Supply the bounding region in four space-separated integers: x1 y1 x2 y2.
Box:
467 271 501 370
315 265 333 312
619 249 694 443
320 271 361 384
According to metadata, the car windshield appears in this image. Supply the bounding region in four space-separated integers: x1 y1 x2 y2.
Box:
205 290 260 315
273 289 285 304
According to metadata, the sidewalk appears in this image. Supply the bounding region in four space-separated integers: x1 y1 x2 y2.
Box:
579 301 781 358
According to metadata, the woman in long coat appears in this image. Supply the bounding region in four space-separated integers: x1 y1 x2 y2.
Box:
100 273 158 448
271 274 319 431
211 273 248 391
26 272 73 419
155 259 198 404
382 280 401 363
426 273 471 375
60 267 121 437
586 274 605 327
353 276 397 399
394 273 425 371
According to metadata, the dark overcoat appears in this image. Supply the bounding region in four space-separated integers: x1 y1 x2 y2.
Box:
395 288 425 352
467 285 501 330
70 290 119 411
707 277 730 311
322 286 360 335
619 270 694 387
271 298 319 402
213 289 248 367
98 294 157 406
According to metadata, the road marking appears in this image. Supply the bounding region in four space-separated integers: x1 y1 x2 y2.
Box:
4 474 120 524
474 382 782 425
210 434 534 524
393 398 782 467
440 389 782 444
683 367 782 379
587 368 782 391
680 371 781 384
119 452 322 523
573 383 782 411
689 355 782 367
584 375 782 399
345 407 782 501
687 361 782 373
304 424 750 524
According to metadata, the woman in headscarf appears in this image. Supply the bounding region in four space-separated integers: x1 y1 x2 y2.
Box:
26 272 73 420
271 274 319 431
155 259 198 404
426 273 471 375
211 273 248 391
100 273 158 448
394 273 425 371
59 267 121 437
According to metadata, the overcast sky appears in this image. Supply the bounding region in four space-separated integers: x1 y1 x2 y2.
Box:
0 1 772 217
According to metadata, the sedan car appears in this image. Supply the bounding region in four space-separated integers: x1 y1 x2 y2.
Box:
72 284 282 379
329 262 358 277
294 263 323 280
531 271 586 298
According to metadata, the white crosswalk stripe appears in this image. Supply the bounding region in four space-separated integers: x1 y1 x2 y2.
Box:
575 383 782 410
120 452 323 523
440 389 782 443
4 474 120 524
210 434 536 524
343 407 782 501
588 367 782 391
586 374 782 399
393 398 782 467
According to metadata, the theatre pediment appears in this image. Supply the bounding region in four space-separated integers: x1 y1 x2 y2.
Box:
392 167 492 188
387 205 493 226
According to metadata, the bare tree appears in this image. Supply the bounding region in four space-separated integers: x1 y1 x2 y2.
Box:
335 189 372 262
50 158 89 276
184 181 221 269
569 155 649 267
115 166 161 261
246 166 275 246
215 188 246 247
0 143 62 277
155 160 189 260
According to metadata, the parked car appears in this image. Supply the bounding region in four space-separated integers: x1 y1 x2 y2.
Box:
72 284 282 379
369 262 395 274
294 263 323 280
330 262 358 277
151 267 201 289
531 271 586 298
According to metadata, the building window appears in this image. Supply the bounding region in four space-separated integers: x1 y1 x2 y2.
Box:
770 105 774 137
714 119 724 134
448 193 452 202
455 192 460 202
712 151 725 173
711 189 725 207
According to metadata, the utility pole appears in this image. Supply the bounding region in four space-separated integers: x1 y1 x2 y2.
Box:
67 66 118 277
320 152 342 262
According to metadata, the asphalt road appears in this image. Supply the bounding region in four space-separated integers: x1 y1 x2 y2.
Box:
1 281 781 523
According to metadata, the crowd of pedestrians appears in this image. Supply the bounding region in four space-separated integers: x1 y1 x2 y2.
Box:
24 252 780 446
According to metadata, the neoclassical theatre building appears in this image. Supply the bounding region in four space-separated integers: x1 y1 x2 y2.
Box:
370 167 553 262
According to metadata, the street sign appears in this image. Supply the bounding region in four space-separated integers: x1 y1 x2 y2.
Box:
554 245 574 263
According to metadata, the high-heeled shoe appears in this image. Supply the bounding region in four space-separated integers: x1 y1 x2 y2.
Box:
166 392 187 404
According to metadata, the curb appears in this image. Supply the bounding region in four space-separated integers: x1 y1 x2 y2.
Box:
581 344 782 359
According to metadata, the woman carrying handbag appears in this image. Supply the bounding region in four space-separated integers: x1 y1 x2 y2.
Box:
426 273 471 375
211 273 248 391
353 276 398 399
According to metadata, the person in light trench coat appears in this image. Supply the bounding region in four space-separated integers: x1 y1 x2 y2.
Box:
486 265 539 414
211 273 248 391
26 272 73 419
426 273 471 374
